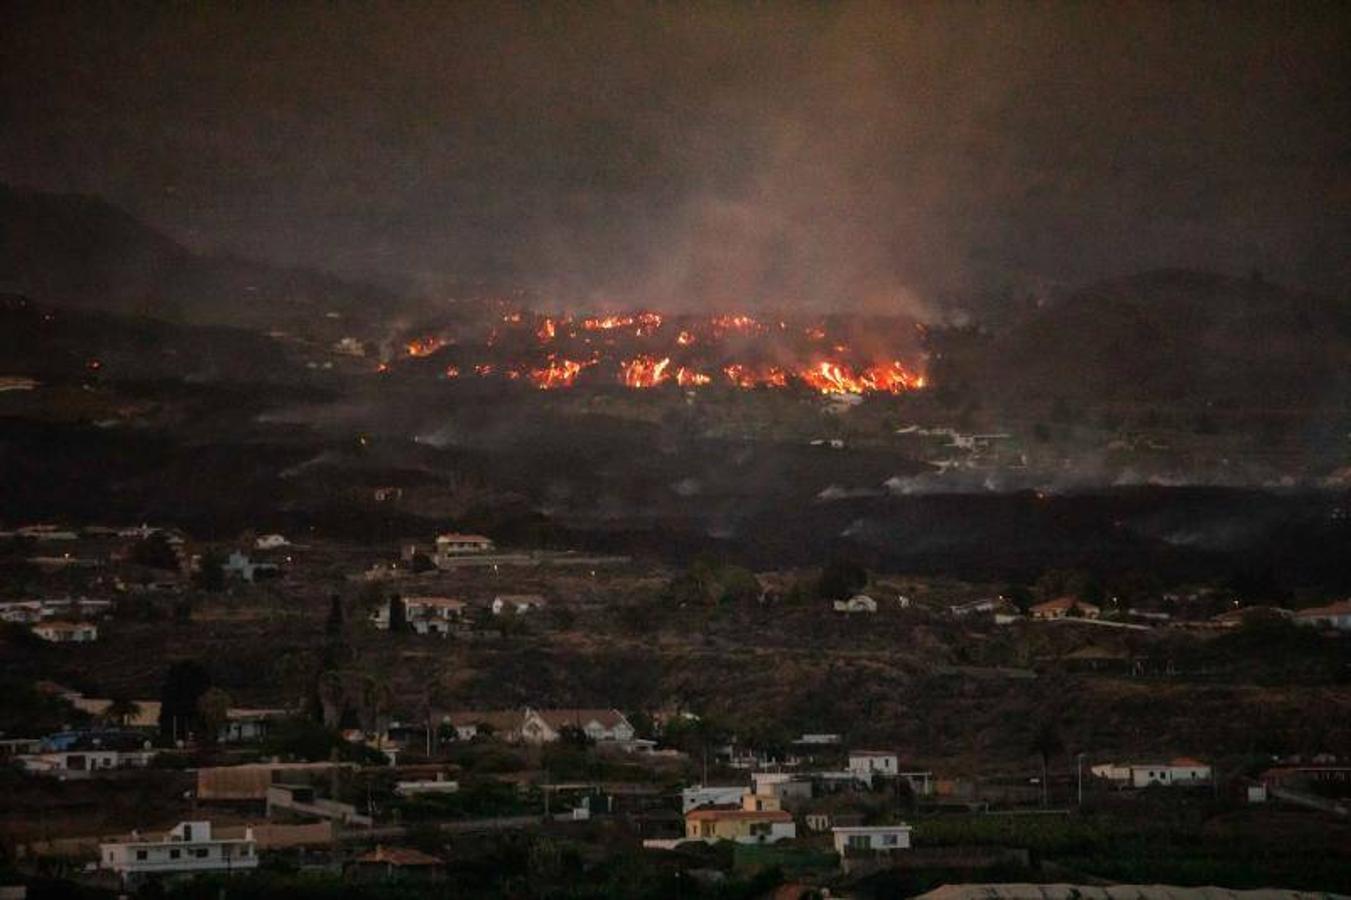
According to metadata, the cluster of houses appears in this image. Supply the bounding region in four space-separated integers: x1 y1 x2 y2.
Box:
371 592 548 636
2 597 112 643
647 748 926 858
938 594 1351 633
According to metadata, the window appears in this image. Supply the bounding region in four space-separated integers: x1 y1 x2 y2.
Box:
749 822 771 836
136 850 148 861
847 835 870 849
241 846 251 857
882 834 898 846
170 849 180 859
195 848 209 858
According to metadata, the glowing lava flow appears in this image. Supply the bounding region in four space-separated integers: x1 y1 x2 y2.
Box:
406 336 447 357
800 360 924 394
529 357 592 389
621 355 672 387
389 309 928 395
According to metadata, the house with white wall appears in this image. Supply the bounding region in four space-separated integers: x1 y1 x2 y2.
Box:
848 751 899 781
31 621 98 642
832 824 913 855
1091 758 1211 787
100 821 257 885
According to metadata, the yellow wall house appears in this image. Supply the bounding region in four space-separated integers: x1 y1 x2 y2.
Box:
684 808 796 844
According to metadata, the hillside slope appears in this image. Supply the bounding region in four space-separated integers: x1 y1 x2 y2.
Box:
965 270 1351 415
0 183 392 334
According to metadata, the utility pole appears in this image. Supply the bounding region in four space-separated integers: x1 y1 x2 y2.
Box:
1077 752 1085 808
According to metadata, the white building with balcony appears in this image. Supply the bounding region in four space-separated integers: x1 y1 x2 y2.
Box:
100 821 257 885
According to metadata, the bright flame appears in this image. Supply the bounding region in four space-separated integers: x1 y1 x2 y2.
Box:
406 336 446 357
675 367 711 387
621 355 672 388
530 357 591 390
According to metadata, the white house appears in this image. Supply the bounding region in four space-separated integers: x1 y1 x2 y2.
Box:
681 784 749 813
848 751 899 780
394 773 459 797
31 621 98 643
372 596 467 635
222 552 279 583
492 594 546 615
1091 758 1212 787
254 533 290 550
1294 600 1351 632
218 708 289 744
832 824 913 855
433 533 494 566
519 708 635 745
752 772 812 803
683 803 796 845
18 748 156 777
833 594 877 613
100 821 257 884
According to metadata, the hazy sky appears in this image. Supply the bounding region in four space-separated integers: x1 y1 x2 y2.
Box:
2 2 1348 312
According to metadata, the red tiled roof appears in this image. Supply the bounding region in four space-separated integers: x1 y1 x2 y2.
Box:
353 845 443 867
686 808 793 823
1295 600 1351 618
535 708 628 730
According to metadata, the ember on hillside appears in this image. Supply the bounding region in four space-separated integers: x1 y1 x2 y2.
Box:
396 311 928 394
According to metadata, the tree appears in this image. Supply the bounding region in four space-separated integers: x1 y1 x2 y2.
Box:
1032 720 1064 808
129 531 180 571
103 697 142 727
325 594 345 637
316 670 346 729
193 551 226 592
719 566 763 604
196 687 233 744
159 660 211 741
816 557 868 601
388 594 408 633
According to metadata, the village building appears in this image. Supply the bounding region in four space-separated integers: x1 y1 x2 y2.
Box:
433 533 494 566
1293 600 1351 631
681 784 748 813
100 821 257 885
684 799 796 844
492 594 546 615
346 846 445 883
438 710 526 742
833 594 877 613
30 621 98 642
752 772 813 804
832 824 913 855
848 751 899 780
393 773 460 797
18 747 156 777
219 708 290 744
1030 597 1101 620
519 708 636 745
371 596 468 635
222 551 279 583
1091 758 1211 787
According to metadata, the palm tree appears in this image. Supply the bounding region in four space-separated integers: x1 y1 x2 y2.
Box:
1032 721 1064 807
317 670 346 729
196 687 233 744
103 697 141 727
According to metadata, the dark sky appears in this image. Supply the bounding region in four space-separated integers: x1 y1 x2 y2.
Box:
2 2 1348 313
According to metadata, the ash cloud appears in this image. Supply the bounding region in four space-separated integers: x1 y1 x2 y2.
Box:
1 3 1347 314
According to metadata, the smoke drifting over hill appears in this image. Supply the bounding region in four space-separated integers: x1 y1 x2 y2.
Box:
2 3 1348 313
